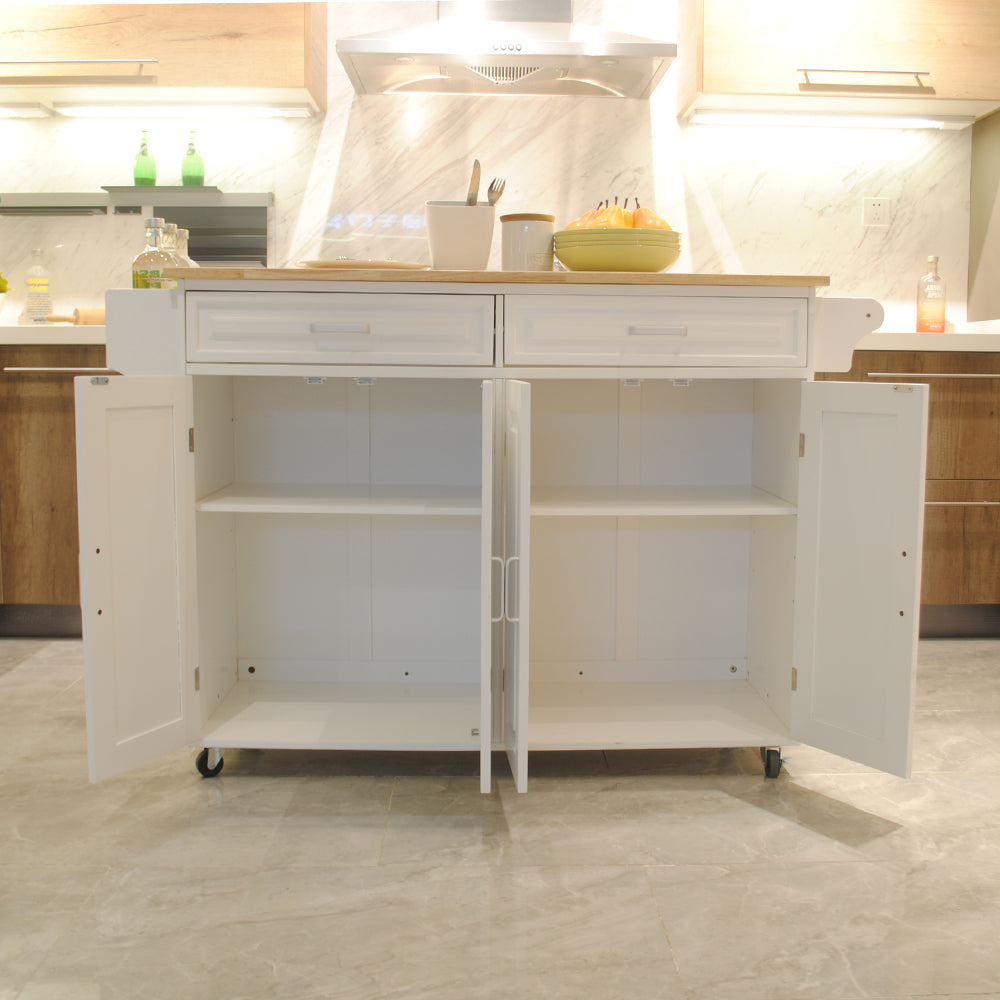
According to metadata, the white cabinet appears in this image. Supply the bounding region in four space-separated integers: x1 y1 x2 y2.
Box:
77 371 497 790
76 280 926 791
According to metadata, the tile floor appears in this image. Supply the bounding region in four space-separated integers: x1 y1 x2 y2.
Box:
2 637 999 1000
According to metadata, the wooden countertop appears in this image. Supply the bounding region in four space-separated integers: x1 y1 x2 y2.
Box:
165 267 830 287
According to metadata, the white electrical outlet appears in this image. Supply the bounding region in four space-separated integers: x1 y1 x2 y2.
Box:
862 197 892 227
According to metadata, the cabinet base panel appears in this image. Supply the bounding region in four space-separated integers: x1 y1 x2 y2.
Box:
201 679 484 751
528 679 788 750
0 604 81 638
920 604 1000 638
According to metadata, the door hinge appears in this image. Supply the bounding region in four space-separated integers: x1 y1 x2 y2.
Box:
791 667 798 691
194 666 201 691
798 433 805 457
188 427 195 453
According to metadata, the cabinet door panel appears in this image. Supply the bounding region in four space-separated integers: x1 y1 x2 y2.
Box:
479 379 494 793
503 380 531 792
793 380 927 777
76 375 197 781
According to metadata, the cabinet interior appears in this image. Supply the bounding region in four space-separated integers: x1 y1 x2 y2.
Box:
191 375 488 752
526 378 803 751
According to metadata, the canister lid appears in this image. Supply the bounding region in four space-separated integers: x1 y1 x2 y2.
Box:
500 213 555 223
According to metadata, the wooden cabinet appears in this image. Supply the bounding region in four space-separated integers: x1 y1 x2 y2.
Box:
679 0 1000 121
0 344 105 617
76 281 927 789
819 350 1000 610
0 4 326 111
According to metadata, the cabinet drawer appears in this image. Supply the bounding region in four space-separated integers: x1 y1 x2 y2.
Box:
503 294 808 366
186 292 495 365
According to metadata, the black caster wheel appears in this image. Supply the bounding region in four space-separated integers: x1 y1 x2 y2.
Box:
196 747 224 778
762 747 782 779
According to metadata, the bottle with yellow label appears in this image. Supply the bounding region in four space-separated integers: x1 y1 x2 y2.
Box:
916 255 946 332
18 248 53 324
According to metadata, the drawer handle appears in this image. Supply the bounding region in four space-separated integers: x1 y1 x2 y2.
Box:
867 372 999 380
627 325 688 338
309 322 371 336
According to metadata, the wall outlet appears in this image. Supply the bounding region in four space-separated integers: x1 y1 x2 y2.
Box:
862 197 892 227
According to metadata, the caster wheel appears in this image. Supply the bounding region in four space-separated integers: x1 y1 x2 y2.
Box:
196 747 224 778
762 747 782 779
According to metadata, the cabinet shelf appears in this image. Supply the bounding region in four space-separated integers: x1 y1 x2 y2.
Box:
530 485 796 517
196 482 482 516
200 679 482 751
528 679 788 750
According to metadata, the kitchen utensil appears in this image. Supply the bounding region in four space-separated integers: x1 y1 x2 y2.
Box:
425 200 495 269
501 213 554 271
487 177 506 206
466 159 481 206
45 307 106 325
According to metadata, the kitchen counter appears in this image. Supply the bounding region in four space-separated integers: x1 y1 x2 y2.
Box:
164 267 830 287
858 330 1000 352
0 325 106 346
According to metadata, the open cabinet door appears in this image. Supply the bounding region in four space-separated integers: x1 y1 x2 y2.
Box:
504 380 531 792
479 380 494 793
793 380 928 777
76 375 198 782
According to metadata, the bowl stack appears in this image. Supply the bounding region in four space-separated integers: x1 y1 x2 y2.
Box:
553 227 682 273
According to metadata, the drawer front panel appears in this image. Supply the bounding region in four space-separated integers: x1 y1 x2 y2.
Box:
504 294 808 366
187 292 495 365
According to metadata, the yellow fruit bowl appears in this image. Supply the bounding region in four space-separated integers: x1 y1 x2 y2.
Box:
555 227 680 244
554 240 682 273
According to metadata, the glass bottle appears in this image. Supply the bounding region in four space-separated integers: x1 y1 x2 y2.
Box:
18 248 54 325
132 218 174 289
181 130 205 186
175 228 199 267
162 222 185 267
916 255 946 333
134 130 156 187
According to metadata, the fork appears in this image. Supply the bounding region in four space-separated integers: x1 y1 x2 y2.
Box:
487 177 506 206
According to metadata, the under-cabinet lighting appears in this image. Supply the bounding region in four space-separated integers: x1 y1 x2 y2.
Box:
689 111 971 130
0 103 53 119
53 103 314 119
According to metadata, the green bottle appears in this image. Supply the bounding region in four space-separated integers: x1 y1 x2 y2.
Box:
134 130 156 187
181 130 205 186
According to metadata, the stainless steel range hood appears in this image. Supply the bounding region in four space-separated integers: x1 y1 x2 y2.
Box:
335 1 675 99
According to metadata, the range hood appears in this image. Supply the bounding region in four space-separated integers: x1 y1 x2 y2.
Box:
336 1 675 99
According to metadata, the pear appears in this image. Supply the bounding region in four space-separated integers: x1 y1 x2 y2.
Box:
632 200 672 230
566 201 603 229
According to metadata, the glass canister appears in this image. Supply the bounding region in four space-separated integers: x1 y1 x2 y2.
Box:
500 213 555 271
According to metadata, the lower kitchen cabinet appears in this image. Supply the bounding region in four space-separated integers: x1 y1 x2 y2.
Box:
0 343 105 633
819 350 1000 630
76 280 928 790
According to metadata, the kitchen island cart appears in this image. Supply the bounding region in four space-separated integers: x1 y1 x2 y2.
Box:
76 271 927 791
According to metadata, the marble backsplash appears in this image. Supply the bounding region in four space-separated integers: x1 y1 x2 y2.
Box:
0 1 972 333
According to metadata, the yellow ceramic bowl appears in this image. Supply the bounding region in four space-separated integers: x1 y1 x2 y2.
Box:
554 242 682 273
555 227 680 243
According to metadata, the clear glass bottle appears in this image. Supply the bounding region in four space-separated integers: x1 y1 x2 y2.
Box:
175 228 199 267
181 130 205 187
134 130 156 187
132 218 174 289
916 255 946 333
162 222 185 267
18 248 54 325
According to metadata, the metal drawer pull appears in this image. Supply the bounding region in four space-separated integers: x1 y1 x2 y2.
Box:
309 322 370 335
867 372 1000 380
798 68 932 93
504 555 521 623
490 556 505 623
627 325 688 337
926 501 1000 507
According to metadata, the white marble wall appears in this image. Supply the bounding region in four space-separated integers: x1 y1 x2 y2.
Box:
0 1 972 331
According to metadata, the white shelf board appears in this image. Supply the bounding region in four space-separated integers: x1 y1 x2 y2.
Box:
528 679 789 750
530 485 796 517
201 679 482 750
196 482 482 516
0 324 106 346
